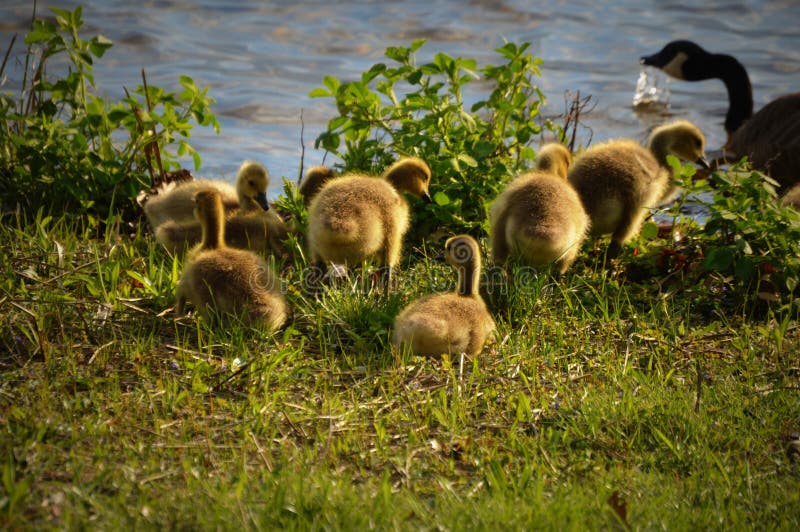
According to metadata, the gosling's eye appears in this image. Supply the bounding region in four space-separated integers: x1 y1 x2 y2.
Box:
249 180 255 186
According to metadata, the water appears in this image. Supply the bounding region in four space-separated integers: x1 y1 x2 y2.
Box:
1 0 799 196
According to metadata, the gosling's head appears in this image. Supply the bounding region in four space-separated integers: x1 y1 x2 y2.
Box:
383 157 433 203
442 234 481 270
535 143 572 179
649 120 709 167
236 160 270 211
193 188 225 222
299 165 337 204
640 40 710 81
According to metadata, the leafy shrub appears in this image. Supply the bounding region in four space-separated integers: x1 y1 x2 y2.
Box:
310 40 557 245
663 158 800 306
0 6 219 222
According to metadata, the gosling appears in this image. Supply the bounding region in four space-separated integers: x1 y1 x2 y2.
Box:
144 160 271 229
306 157 432 287
535 142 572 179
392 235 496 357
490 143 588 275
298 165 338 206
155 208 289 257
567 120 708 258
176 188 287 330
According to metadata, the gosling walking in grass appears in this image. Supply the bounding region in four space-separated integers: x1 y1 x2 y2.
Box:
176 188 287 331
490 143 589 275
307 157 432 288
567 120 708 258
393 235 496 357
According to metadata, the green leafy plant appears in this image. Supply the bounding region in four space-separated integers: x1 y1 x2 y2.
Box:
662 157 800 306
310 40 556 244
0 5 219 222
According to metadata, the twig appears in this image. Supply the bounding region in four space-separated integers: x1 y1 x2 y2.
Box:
298 108 306 184
19 0 37 118
249 431 274 472
0 34 16 81
124 86 156 186
562 90 595 152
694 355 702 413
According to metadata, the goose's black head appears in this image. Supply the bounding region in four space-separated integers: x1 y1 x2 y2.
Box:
641 40 714 81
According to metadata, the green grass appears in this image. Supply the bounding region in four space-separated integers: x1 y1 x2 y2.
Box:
1 211 799 530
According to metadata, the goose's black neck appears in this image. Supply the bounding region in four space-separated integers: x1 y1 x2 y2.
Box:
705 53 753 134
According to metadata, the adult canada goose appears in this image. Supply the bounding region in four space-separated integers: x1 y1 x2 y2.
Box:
155 208 289 257
641 40 800 191
298 165 338 206
392 235 496 357
175 188 287 330
306 157 432 287
490 143 588 274
144 160 271 229
567 120 708 258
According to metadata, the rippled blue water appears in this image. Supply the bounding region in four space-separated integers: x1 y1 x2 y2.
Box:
1 1 798 195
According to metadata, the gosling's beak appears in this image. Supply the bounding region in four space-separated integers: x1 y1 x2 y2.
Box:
696 156 710 169
421 191 433 204
434 251 446 262
255 192 270 211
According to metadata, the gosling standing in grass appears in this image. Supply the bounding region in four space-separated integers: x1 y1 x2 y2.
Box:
144 160 271 229
307 157 432 287
567 120 708 258
393 235 496 357
490 143 589 275
176 189 287 331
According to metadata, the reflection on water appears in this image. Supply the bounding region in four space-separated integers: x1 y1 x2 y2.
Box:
1 0 798 193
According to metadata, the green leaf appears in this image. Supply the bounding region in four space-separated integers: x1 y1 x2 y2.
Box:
433 191 451 206
323 75 340 93
786 276 798 292
25 20 57 44
702 247 735 272
457 153 478 168
89 35 113 57
309 87 331 98
734 258 756 281
640 221 659 241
